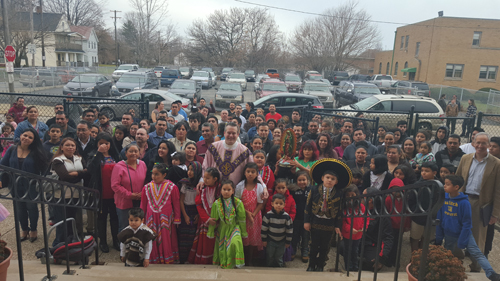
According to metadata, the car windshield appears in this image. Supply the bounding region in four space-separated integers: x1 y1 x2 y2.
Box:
163 70 178 76
351 96 381 110
118 75 146 83
117 65 134 70
220 83 241 91
285 76 300 82
355 86 381 95
376 76 391 80
266 69 277 73
179 67 190 72
304 84 329 92
229 73 245 79
222 68 233 72
245 70 254 75
308 75 323 80
263 83 287 92
70 75 96 83
335 72 349 77
154 67 164 71
171 81 195 90
413 83 429 90
193 71 208 77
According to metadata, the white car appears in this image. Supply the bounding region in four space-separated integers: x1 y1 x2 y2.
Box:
112 64 139 81
190 71 211 89
254 74 269 91
227 73 247 91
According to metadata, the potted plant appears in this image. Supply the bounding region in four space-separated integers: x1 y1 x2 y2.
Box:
407 245 467 281
0 240 12 281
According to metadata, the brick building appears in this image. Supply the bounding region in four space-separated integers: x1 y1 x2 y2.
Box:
374 16 500 91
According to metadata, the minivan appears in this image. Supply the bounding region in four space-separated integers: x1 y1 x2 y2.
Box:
20 68 61 87
161 69 181 87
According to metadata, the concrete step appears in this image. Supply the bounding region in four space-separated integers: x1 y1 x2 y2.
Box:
6 260 491 281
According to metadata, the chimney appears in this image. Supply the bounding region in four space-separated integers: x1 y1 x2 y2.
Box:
438 11 443 17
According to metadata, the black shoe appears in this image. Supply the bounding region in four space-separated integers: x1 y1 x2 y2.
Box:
113 241 120 251
316 266 324 272
99 243 110 253
307 265 316 271
489 273 500 281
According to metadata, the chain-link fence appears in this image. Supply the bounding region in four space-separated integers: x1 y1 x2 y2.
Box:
477 112 500 138
429 84 491 114
414 114 476 138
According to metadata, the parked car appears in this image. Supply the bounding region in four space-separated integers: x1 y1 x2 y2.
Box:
98 89 191 121
215 82 244 107
368 74 396 94
304 73 323 81
112 71 158 95
305 70 320 76
339 94 444 130
284 74 302 93
210 72 217 87
301 81 334 108
320 79 335 92
254 74 270 91
154 66 167 78
245 70 256 82
112 64 139 81
390 81 431 97
190 71 212 89
241 93 323 118
201 67 213 73
63 74 113 97
161 69 181 87
167 80 201 102
73 67 92 73
328 71 349 85
334 82 382 108
227 72 247 91
348 74 371 82
265 68 280 79
56 70 78 84
255 80 288 99
179 67 193 79
20 68 61 87
220 67 234 81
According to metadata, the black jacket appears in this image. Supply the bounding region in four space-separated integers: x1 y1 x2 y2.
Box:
76 137 97 162
435 148 465 168
364 212 394 262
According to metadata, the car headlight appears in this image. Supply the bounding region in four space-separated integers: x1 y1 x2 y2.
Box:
86 87 94 91
216 94 222 99
327 96 333 101
112 85 117 90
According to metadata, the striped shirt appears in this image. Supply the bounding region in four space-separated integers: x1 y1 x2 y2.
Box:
261 209 293 244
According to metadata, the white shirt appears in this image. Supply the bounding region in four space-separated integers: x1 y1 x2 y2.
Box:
79 137 90 151
460 143 476 154
465 153 489 196
236 114 247 129
235 180 264 204
167 112 185 124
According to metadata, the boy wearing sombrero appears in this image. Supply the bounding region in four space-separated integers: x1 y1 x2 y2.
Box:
304 159 352 272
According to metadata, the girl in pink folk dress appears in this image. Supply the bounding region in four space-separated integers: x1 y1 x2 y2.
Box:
235 162 265 266
141 163 181 264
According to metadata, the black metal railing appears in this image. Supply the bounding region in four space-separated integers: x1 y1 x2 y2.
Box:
64 96 149 121
476 112 500 137
337 181 445 281
0 165 100 281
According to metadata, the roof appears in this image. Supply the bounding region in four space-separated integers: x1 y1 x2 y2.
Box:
70 26 93 40
14 12 64 32
401 16 500 29
373 94 434 101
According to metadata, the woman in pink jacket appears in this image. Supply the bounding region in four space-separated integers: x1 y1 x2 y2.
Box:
111 144 147 232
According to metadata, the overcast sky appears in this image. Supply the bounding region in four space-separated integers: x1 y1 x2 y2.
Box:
104 0 500 50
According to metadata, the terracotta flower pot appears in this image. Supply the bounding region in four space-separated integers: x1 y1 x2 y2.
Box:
406 263 417 281
0 247 12 281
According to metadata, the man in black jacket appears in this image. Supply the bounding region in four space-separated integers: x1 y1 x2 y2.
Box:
76 121 97 161
435 134 465 168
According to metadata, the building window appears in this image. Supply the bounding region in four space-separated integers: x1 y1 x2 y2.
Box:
472 32 482 47
479 66 497 80
405 35 409 49
445 64 464 79
379 63 382 74
88 42 90 48
400 36 404 49
394 62 398 76
386 62 390 74
403 62 408 77
415 42 420 57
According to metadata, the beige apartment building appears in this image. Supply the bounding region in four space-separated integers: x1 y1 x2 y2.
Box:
374 16 500 91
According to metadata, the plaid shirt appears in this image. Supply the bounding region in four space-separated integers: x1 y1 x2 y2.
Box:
465 105 477 117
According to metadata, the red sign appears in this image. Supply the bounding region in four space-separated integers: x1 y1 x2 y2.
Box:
4 45 15 62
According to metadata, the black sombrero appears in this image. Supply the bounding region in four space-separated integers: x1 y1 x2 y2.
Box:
310 158 352 189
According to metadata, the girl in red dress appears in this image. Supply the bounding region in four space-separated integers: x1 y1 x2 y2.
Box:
253 150 275 196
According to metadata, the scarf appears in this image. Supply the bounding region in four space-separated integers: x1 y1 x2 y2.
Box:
178 161 202 190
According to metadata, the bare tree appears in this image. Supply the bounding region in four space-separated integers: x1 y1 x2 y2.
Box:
43 0 105 27
291 1 380 73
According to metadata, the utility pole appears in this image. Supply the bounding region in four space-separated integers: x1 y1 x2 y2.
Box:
30 0 34 67
39 0 45 67
110 10 121 67
1 0 15 92
158 31 161 65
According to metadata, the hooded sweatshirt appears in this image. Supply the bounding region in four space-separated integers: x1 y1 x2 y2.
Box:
341 203 368 240
384 178 411 230
7 103 26 124
265 189 296 221
431 126 449 154
436 192 472 249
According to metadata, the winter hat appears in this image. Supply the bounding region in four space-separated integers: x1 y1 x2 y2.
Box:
388 178 404 189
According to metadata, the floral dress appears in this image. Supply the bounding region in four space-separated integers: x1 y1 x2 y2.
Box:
236 181 264 251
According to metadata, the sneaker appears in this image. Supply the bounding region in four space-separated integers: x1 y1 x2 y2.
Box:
489 273 500 281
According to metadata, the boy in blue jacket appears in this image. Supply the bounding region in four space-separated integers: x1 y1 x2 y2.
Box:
436 175 500 281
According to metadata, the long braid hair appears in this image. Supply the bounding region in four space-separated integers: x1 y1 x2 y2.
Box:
220 180 238 221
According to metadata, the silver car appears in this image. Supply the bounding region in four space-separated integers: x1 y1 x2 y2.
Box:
215 82 243 107
98 89 191 121
190 71 211 89
301 81 334 108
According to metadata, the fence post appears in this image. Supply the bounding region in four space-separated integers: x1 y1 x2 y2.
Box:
438 85 442 99
63 99 68 115
408 106 415 136
477 112 483 128
414 114 420 137
373 117 380 144
460 88 464 104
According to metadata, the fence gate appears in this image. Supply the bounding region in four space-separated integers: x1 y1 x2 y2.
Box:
64 96 149 121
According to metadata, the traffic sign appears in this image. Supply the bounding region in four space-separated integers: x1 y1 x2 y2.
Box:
27 43 36 54
4 45 15 62
5 62 13 73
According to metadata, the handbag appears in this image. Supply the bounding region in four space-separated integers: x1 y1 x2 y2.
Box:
124 161 141 208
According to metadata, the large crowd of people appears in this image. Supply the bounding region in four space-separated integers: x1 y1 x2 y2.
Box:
2 95 500 279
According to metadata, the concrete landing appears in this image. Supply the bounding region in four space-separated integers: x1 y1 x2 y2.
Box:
5 261 492 281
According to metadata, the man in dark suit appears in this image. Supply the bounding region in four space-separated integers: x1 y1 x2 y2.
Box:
456 132 500 272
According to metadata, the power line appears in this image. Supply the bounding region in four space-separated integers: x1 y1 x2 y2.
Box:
234 0 500 30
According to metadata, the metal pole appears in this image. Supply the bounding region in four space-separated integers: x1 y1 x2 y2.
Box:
111 10 121 67
40 203 55 280
12 180 25 281
1 0 15 92
390 31 397 75
40 0 45 67
30 0 35 67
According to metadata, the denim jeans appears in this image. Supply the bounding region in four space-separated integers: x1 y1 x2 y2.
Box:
116 207 131 233
266 240 286 267
444 234 496 278
338 238 360 270
291 219 310 257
